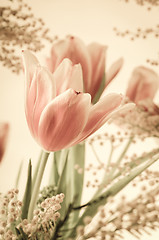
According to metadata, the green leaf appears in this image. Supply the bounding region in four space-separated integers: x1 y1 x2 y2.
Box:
67 143 85 224
28 151 49 220
15 227 28 240
15 160 23 189
18 227 28 240
92 73 106 104
15 227 21 236
55 144 85 220
21 159 32 219
113 148 159 180
55 144 85 238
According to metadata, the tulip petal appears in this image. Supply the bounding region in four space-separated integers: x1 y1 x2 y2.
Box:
22 51 56 138
53 58 83 95
107 102 136 120
0 123 9 163
75 93 123 143
87 43 107 99
49 36 92 92
25 66 56 138
49 39 71 72
22 50 39 90
38 89 91 151
101 58 124 98
106 57 124 86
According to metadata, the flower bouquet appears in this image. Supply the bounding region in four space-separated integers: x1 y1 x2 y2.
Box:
1 35 159 240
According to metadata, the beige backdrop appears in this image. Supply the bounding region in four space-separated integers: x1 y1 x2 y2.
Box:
0 0 159 239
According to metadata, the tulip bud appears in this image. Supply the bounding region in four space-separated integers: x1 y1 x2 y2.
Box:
0 123 9 163
126 66 159 103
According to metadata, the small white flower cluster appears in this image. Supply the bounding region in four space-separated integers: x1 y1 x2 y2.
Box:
18 193 64 240
113 98 159 139
0 189 22 240
1 0 55 74
0 189 64 240
76 182 159 240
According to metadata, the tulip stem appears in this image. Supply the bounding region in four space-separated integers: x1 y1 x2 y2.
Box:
90 143 102 164
28 151 50 220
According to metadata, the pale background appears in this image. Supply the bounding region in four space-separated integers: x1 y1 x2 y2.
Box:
0 0 159 239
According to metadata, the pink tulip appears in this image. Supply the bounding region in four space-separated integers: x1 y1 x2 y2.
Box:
22 50 123 152
0 122 9 163
46 36 123 102
126 66 159 103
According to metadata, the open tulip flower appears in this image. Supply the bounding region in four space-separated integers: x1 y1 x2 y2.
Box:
46 35 123 103
126 66 159 104
22 50 123 152
0 122 9 163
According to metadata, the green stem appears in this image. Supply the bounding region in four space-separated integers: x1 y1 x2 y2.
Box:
58 148 69 175
90 143 102 164
94 137 133 198
112 148 159 180
28 151 49 220
48 152 60 186
107 137 133 179
32 150 43 189
105 142 114 171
